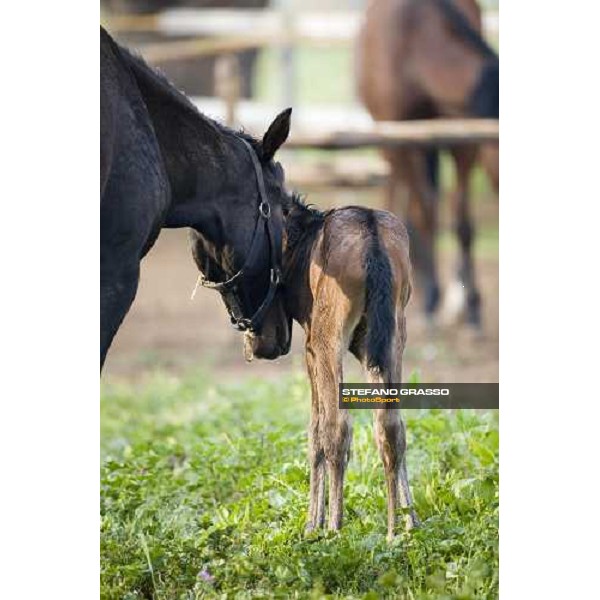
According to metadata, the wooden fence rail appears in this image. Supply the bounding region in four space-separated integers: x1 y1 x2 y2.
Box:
287 119 499 150
105 8 498 38
138 35 295 62
186 96 499 149
105 8 499 62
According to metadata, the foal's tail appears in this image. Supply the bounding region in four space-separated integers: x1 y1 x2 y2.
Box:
364 212 395 378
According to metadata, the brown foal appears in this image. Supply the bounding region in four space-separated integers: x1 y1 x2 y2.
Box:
276 197 420 540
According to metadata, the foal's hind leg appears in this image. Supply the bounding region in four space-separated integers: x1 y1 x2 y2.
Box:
375 405 420 537
372 404 402 541
305 345 326 532
394 314 420 532
366 314 419 540
324 406 352 532
307 304 354 532
319 343 351 532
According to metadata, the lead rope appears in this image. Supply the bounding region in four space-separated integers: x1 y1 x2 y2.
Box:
190 273 202 301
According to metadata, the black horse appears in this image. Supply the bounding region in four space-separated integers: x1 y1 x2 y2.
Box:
100 26 292 368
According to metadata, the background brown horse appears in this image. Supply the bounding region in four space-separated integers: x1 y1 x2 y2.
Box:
356 0 498 327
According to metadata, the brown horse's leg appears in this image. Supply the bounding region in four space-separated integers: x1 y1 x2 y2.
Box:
384 152 407 215
480 143 499 195
305 343 326 532
321 349 351 532
447 145 481 327
403 149 441 320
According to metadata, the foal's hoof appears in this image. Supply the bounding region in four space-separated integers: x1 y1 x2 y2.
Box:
405 511 421 531
305 522 321 535
387 517 420 543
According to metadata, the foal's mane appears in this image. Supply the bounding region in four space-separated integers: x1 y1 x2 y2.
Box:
283 194 326 251
282 194 327 282
433 0 497 60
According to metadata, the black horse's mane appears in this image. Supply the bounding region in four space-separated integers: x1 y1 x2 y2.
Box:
434 0 497 60
116 38 258 148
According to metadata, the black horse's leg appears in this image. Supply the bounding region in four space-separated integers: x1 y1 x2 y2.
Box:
100 262 140 369
446 146 481 327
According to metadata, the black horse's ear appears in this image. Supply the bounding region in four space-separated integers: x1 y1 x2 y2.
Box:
260 108 292 162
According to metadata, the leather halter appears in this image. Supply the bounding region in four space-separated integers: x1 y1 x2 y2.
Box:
199 138 282 333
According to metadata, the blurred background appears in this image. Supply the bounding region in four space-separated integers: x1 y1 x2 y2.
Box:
100 0 499 384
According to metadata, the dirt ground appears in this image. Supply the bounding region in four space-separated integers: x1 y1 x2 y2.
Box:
103 189 498 384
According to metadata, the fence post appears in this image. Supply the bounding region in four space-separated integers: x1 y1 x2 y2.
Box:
215 53 241 127
277 0 296 110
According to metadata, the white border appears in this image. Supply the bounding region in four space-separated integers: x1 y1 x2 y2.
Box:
1 1 599 597
0 2 99 597
501 1 600 598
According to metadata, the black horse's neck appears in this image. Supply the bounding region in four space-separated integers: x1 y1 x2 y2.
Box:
119 45 255 229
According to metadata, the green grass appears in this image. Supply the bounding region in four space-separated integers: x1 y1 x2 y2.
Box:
101 371 498 599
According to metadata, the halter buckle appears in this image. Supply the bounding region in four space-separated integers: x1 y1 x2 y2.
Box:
270 267 280 286
259 201 271 219
232 317 253 332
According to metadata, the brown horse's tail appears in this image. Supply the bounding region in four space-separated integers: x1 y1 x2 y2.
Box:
363 211 395 379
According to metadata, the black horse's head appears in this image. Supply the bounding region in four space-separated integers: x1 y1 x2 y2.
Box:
190 109 293 360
